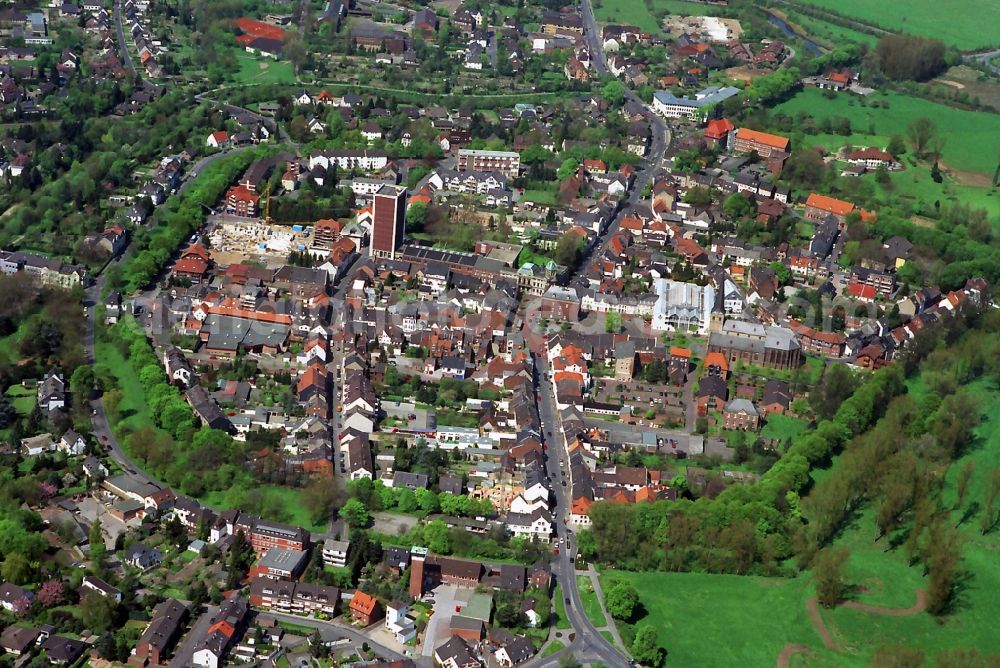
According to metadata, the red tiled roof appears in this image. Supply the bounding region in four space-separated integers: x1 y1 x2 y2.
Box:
805 193 855 216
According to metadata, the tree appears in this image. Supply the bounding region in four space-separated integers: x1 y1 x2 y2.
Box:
302 476 338 525
604 580 639 621
89 519 106 572
605 312 622 334
886 134 906 156
906 117 940 160
554 231 583 267
722 192 757 220
955 461 975 511
495 604 528 628
556 158 579 181
1 553 33 585
683 186 713 207
81 592 118 633
813 547 849 607
423 519 450 553
406 201 428 233
601 80 625 106
284 34 307 74
631 625 665 667
811 365 859 421
70 364 96 402
875 35 946 82
924 523 962 615
37 579 65 607
340 498 370 529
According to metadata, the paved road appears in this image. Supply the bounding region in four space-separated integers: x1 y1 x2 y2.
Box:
112 0 137 76
168 604 219 668
965 49 1000 75
259 612 423 666
571 0 670 287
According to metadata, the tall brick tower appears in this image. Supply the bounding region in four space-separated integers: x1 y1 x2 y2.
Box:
408 546 428 598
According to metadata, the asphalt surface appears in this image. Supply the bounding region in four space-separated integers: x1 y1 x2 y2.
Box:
112 0 137 76
570 0 670 287
521 352 630 668
259 613 418 666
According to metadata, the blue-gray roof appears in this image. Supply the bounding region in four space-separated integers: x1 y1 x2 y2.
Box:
654 86 740 109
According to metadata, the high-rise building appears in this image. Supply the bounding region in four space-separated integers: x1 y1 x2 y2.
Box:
371 185 407 260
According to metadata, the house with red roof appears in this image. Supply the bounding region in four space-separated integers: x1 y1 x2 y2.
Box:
846 280 877 303
206 131 230 149
804 193 855 226
703 118 734 147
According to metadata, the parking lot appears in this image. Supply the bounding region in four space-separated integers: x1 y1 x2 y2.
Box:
75 495 135 545
421 585 468 657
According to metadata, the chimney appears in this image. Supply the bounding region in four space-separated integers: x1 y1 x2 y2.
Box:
409 546 428 598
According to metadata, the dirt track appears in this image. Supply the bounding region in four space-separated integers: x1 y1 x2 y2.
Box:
776 643 809 668
840 588 927 616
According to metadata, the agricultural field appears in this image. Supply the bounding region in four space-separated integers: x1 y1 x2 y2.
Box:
601 379 1000 666
791 0 1000 49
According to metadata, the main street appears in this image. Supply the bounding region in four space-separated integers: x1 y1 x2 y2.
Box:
522 352 631 668
567 0 671 288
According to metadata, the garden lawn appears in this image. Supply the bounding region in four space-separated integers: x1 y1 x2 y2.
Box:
774 89 1000 178
576 575 607 627
791 0 1000 49
521 190 557 205
233 52 296 85
5 385 35 415
761 414 809 443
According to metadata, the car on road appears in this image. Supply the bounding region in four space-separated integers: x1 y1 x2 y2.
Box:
100 435 108 442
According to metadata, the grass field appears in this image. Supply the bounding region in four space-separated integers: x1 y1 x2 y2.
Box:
761 414 809 443
541 640 566 657
200 484 327 532
779 10 878 48
791 0 1000 49
592 0 723 32
233 52 296 85
774 89 1000 177
552 584 571 629
576 575 608 628
95 337 163 435
602 378 1000 666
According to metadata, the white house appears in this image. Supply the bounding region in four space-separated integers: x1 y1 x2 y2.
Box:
505 508 552 543
58 430 87 456
385 601 416 643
